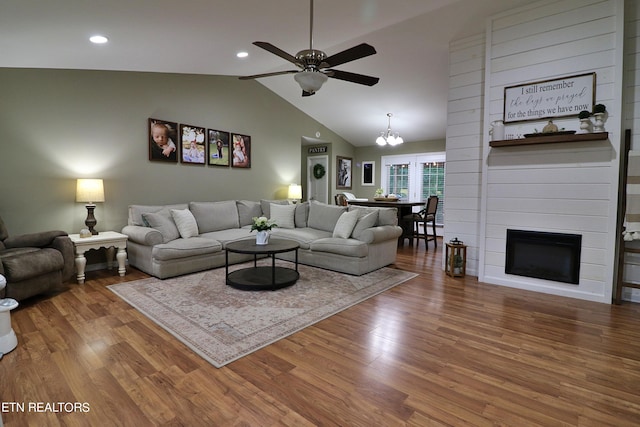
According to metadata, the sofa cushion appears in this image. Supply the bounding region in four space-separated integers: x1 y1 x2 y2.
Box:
333 210 359 238
308 201 347 233
270 203 296 229
170 209 199 238
271 227 331 249
152 237 222 261
189 201 239 232
200 229 254 245
310 238 368 257
142 211 180 243
294 201 309 228
1 248 64 281
236 200 262 227
260 199 288 218
351 211 379 239
130 204 188 227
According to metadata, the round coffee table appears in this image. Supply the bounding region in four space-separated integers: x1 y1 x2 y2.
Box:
225 238 300 291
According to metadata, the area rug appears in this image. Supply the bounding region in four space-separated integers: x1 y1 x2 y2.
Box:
108 260 417 368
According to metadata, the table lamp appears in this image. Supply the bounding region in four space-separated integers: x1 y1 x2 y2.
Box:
76 178 105 235
288 184 302 203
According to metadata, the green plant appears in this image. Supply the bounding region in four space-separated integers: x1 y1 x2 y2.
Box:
375 188 384 196
578 110 591 119
251 216 277 232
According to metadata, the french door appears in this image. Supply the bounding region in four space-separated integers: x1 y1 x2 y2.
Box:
381 153 445 225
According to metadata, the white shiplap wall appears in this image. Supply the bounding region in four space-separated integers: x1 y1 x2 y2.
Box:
445 0 624 303
444 34 486 276
621 0 640 301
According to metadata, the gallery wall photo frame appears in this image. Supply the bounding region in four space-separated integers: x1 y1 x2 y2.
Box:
503 72 596 123
361 161 375 186
208 129 230 167
148 118 178 163
336 156 352 190
231 133 251 168
179 124 206 165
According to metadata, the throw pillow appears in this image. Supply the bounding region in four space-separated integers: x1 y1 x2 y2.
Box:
332 210 360 239
270 203 296 229
142 211 180 243
260 199 288 218
170 209 199 239
351 211 379 239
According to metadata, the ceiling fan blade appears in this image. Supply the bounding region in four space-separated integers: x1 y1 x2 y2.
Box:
322 43 376 68
326 69 380 86
253 41 299 65
239 70 298 80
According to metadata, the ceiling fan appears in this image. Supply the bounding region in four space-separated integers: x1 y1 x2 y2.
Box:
239 0 380 96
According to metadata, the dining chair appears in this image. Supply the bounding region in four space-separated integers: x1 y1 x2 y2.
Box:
334 194 348 206
406 196 438 249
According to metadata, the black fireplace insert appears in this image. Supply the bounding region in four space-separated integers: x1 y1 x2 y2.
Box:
505 229 581 284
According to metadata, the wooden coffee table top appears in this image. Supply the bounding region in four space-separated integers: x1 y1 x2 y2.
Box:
225 238 300 255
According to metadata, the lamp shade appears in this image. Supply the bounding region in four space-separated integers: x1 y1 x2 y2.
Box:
288 184 303 200
294 71 328 92
76 179 105 204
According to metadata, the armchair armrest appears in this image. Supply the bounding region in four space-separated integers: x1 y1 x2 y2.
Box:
122 225 163 246
4 230 68 249
50 235 75 281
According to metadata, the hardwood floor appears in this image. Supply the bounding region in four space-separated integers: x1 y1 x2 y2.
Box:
2 240 640 426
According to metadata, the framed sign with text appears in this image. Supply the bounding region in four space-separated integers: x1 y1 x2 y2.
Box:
503 73 595 123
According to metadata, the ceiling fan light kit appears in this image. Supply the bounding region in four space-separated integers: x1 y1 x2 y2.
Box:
239 0 379 96
294 71 328 92
376 113 403 146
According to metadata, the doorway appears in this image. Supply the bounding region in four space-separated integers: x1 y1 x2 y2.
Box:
307 155 328 203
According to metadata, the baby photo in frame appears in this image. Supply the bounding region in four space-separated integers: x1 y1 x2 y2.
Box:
231 133 251 168
148 118 178 162
180 124 206 165
208 129 230 167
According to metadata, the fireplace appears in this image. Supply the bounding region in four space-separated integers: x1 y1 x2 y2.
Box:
505 229 581 284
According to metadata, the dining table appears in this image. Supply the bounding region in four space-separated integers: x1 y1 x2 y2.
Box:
346 199 425 245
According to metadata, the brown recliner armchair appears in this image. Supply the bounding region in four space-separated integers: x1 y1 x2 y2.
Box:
0 216 74 301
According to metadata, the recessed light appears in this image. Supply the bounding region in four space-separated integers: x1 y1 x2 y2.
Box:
236 51 248 58
89 35 108 44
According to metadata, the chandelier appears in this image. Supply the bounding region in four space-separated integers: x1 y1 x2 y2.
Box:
376 113 403 146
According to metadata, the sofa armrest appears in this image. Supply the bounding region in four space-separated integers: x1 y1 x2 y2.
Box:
4 230 68 249
355 225 402 244
122 225 163 246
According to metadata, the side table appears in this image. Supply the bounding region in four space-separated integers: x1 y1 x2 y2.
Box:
68 231 128 284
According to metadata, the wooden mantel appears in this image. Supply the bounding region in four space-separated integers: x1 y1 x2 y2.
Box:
489 132 609 147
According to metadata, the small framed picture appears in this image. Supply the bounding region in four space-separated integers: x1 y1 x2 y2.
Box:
231 133 251 168
149 118 178 162
362 161 375 186
208 129 230 167
180 124 206 165
336 156 352 189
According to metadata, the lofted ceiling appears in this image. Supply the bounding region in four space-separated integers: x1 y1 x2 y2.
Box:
1 0 530 146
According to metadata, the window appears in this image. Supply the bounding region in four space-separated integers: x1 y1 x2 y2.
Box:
381 153 445 225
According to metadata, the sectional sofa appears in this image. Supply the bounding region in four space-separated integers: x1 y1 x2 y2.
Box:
121 199 402 279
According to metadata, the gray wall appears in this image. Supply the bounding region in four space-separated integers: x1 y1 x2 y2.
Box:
350 139 446 199
0 68 351 235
